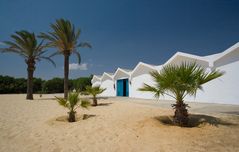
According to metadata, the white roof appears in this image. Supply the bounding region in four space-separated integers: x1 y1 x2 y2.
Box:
212 42 239 63
101 72 114 82
113 68 132 79
91 75 102 83
164 51 210 66
131 62 158 78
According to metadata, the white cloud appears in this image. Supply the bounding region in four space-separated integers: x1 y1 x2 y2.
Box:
69 63 88 71
0 42 6 46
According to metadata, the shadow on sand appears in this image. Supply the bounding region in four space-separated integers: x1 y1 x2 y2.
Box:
154 114 238 127
221 111 239 116
55 114 96 123
37 98 56 101
94 103 113 106
97 97 109 100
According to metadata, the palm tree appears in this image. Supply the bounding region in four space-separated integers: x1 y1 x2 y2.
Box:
0 30 55 100
55 91 90 122
139 62 224 126
39 19 91 99
85 86 106 106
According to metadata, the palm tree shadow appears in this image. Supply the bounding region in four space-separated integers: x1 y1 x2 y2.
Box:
37 98 56 101
55 114 96 122
97 103 113 106
154 114 238 128
221 111 239 115
83 114 96 120
97 97 109 100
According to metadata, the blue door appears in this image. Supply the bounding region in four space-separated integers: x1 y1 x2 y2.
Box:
117 79 123 96
124 79 129 97
117 79 129 97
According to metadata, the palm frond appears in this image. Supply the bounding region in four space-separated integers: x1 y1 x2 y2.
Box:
39 18 91 58
85 86 106 96
1 30 55 66
38 56 56 67
49 51 62 57
139 62 224 102
55 96 68 107
199 70 224 84
72 50 81 64
68 92 80 109
139 83 163 98
80 100 91 109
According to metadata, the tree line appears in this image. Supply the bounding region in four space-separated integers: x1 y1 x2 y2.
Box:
0 75 92 94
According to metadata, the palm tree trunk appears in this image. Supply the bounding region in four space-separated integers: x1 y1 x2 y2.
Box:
92 96 97 106
64 52 70 99
173 101 189 126
68 110 76 122
26 61 35 100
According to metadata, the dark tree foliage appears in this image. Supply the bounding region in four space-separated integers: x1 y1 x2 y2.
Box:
42 78 64 93
70 76 92 91
14 78 27 93
0 75 43 93
0 75 16 93
0 75 92 94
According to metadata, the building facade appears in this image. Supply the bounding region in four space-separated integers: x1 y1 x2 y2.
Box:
92 43 239 105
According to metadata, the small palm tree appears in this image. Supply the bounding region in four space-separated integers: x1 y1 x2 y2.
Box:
55 91 90 122
139 62 224 126
0 30 55 100
85 86 106 106
39 19 91 99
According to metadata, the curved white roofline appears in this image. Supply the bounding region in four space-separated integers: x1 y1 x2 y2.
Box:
101 72 114 82
212 42 239 63
164 51 210 66
130 62 157 78
113 68 132 79
92 42 239 83
91 75 102 83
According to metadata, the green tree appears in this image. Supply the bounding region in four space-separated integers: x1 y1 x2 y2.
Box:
39 19 91 99
71 77 92 91
43 78 64 93
0 31 55 100
139 62 224 126
15 78 27 93
85 86 106 106
55 91 90 122
0 75 15 93
33 78 44 93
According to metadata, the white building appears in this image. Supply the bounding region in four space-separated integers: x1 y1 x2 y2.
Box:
113 68 132 97
100 72 115 96
92 42 239 105
130 62 159 99
91 75 101 87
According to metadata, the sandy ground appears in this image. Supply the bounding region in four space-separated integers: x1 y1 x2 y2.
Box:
0 94 239 152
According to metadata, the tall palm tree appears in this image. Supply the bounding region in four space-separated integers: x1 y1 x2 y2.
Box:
0 30 55 100
39 19 91 99
139 62 224 126
55 91 90 122
85 86 106 106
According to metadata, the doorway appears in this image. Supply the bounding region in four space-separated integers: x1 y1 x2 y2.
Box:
117 79 129 97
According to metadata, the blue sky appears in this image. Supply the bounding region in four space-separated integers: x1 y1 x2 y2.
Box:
0 0 239 79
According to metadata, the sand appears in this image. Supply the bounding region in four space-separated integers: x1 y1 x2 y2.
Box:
0 94 239 152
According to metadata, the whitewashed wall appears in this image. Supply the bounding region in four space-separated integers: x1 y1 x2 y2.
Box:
92 81 101 87
100 79 115 97
130 74 155 99
186 58 239 105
